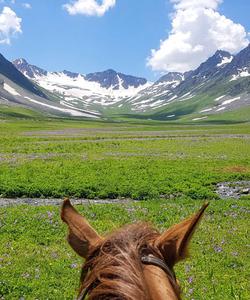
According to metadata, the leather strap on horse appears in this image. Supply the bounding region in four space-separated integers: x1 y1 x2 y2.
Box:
77 254 176 300
141 255 176 282
77 287 89 300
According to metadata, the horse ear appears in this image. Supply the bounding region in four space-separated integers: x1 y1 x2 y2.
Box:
61 199 102 258
155 203 209 266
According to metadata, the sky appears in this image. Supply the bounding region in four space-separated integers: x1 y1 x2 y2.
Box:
0 0 249 81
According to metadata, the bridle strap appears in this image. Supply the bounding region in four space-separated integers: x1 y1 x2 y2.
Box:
77 255 176 300
141 255 176 282
77 266 89 300
77 287 88 300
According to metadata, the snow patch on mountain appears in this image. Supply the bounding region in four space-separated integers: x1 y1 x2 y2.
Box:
230 68 250 81
217 56 233 67
200 108 213 113
10 45 250 118
24 96 99 118
216 107 226 112
214 95 226 102
221 97 241 105
3 83 20 96
13 59 151 109
192 116 208 121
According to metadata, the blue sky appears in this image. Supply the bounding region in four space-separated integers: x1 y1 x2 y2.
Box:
0 0 249 81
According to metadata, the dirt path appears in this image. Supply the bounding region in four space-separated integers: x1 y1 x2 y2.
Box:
0 198 133 207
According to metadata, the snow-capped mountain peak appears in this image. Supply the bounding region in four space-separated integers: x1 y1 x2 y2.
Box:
85 69 147 90
62 70 82 79
14 58 28 66
13 58 48 79
217 55 233 67
156 72 184 84
13 59 151 110
10 44 250 118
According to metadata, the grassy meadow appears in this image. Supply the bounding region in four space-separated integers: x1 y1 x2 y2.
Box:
0 115 250 299
0 118 249 200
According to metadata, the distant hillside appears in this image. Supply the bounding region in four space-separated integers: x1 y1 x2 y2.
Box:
1 45 250 122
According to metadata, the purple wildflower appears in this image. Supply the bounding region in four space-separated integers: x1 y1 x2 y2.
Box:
47 211 54 219
188 276 194 284
185 264 191 273
70 263 78 269
214 245 223 253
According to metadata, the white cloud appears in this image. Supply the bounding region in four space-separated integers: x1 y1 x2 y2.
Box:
22 3 31 9
171 0 222 10
63 0 116 17
0 6 22 44
147 0 249 73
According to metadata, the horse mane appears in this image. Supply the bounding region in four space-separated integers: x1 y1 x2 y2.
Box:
80 222 180 300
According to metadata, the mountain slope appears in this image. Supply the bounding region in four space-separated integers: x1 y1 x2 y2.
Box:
223 44 250 79
124 46 250 122
9 44 250 122
13 58 48 78
0 55 101 118
13 59 151 113
0 55 46 98
85 69 147 89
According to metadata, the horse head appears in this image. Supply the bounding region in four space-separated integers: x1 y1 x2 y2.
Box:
61 199 208 300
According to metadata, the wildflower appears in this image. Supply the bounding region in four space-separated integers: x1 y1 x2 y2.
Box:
214 245 223 253
185 264 191 273
34 268 40 279
70 263 78 269
21 272 30 279
47 211 54 219
188 276 194 284
51 252 58 259
189 288 194 294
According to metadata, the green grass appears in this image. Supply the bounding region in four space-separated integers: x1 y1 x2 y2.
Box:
0 119 249 199
0 199 249 299
204 105 250 123
0 117 249 299
0 105 44 119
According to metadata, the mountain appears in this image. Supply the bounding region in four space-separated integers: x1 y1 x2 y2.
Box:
222 44 250 79
85 69 147 89
178 50 233 88
8 44 250 122
13 59 151 111
156 72 185 84
126 50 234 111
0 55 46 98
13 58 48 78
123 46 250 121
168 50 234 97
116 72 192 113
0 55 101 118
13 59 148 89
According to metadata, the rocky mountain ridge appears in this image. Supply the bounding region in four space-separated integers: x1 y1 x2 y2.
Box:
1 44 250 121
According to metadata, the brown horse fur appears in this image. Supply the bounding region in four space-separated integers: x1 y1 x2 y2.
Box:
61 199 209 300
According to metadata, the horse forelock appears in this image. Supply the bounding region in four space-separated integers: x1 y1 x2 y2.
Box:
80 223 163 300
